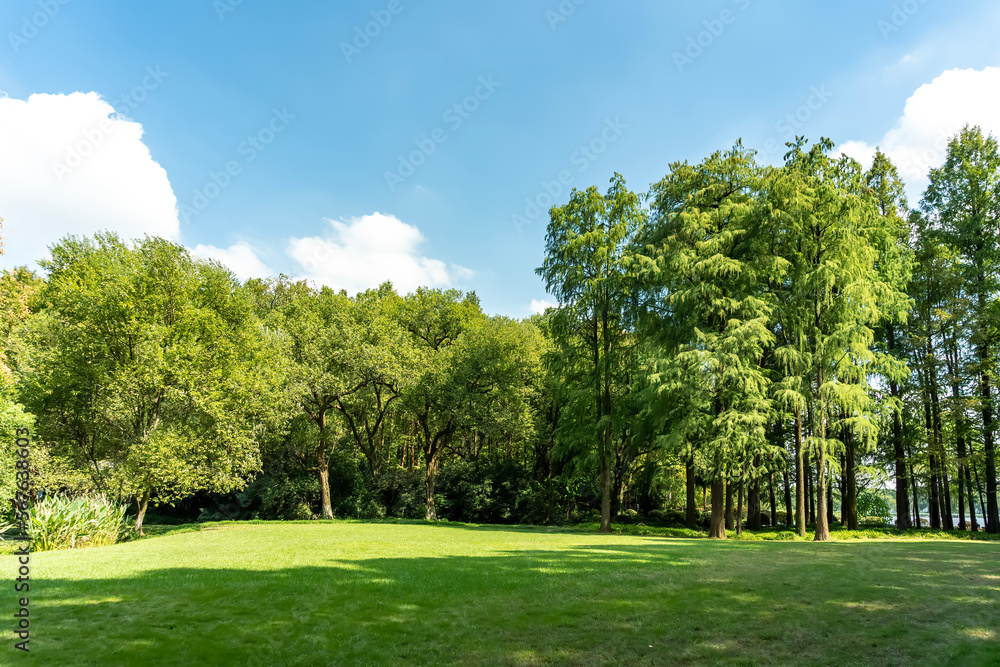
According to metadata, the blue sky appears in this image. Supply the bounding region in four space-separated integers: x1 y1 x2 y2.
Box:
2 0 999 316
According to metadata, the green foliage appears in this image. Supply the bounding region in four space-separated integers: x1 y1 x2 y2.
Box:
3 493 129 551
0 380 29 517
435 459 548 524
856 489 892 524
15 234 283 532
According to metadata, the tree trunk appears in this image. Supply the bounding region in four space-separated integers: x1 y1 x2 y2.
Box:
957 463 967 531
909 452 921 529
424 456 438 520
839 451 847 527
725 474 734 531
888 324 911 529
782 468 793 528
927 342 953 530
317 425 334 520
814 370 830 541
826 474 835 527
794 408 806 536
736 476 745 536
972 456 987 526
981 368 998 532
685 455 697 529
134 489 150 535
709 476 726 539
768 472 777 528
965 461 979 531
950 345 969 530
748 475 761 530
922 366 941 529
846 431 858 530
807 457 815 525
929 455 941 529
599 457 612 533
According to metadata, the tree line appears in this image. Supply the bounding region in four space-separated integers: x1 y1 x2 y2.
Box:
2 126 998 540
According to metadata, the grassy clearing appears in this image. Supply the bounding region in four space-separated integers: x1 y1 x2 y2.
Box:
3 521 998 665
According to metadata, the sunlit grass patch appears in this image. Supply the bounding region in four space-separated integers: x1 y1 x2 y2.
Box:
2 520 997 665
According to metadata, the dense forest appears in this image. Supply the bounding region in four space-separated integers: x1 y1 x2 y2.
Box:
3 127 999 541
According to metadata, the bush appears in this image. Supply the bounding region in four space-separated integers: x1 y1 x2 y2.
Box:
374 466 425 518
857 490 892 524
3 494 129 551
435 459 548 524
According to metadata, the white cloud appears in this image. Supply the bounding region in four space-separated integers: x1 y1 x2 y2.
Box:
837 67 1000 200
192 241 273 282
287 212 472 295
530 299 557 314
0 91 179 269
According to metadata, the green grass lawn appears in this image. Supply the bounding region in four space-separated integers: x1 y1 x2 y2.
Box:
4 521 999 666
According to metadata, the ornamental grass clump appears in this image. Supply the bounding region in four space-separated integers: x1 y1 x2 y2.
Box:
23 494 129 551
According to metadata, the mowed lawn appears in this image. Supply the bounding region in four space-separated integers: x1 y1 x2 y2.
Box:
5 522 1000 666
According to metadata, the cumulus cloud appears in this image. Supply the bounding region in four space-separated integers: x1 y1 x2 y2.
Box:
287 213 472 295
530 299 557 314
0 91 179 269
192 241 273 282
837 67 1000 199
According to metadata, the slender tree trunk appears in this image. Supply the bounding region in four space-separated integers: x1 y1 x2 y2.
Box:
815 368 831 541
957 463 967 531
951 345 969 530
736 476 745 536
317 412 334 520
725 474 735 531
599 458 612 533
922 365 941 529
927 341 953 530
909 452 921 529
748 474 761 530
981 368 999 532
973 456 987 527
929 455 942 529
965 461 979 531
888 324 911 529
839 451 847 527
424 455 438 520
134 489 150 535
783 468 793 528
826 472 835 527
975 284 1000 532
768 472 777 528
794 408 806 536
686 455 697 530
846 431 858 530
709 476 726 539
807 458 815 525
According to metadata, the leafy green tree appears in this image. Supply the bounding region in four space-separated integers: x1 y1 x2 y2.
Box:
772 139 908 540
922 125 1000 533
636 144 780 539
17 234 281 533
537 173 645 533
331 283 414 478
261 278 353 520
866 150 914 529
399 289 541 520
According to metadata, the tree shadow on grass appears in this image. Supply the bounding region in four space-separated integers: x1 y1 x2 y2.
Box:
17 540 1000 666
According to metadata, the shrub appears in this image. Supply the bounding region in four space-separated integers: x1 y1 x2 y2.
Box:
436 459 548 524
373 466 425 518
3 494 129 551
857 490 892 524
